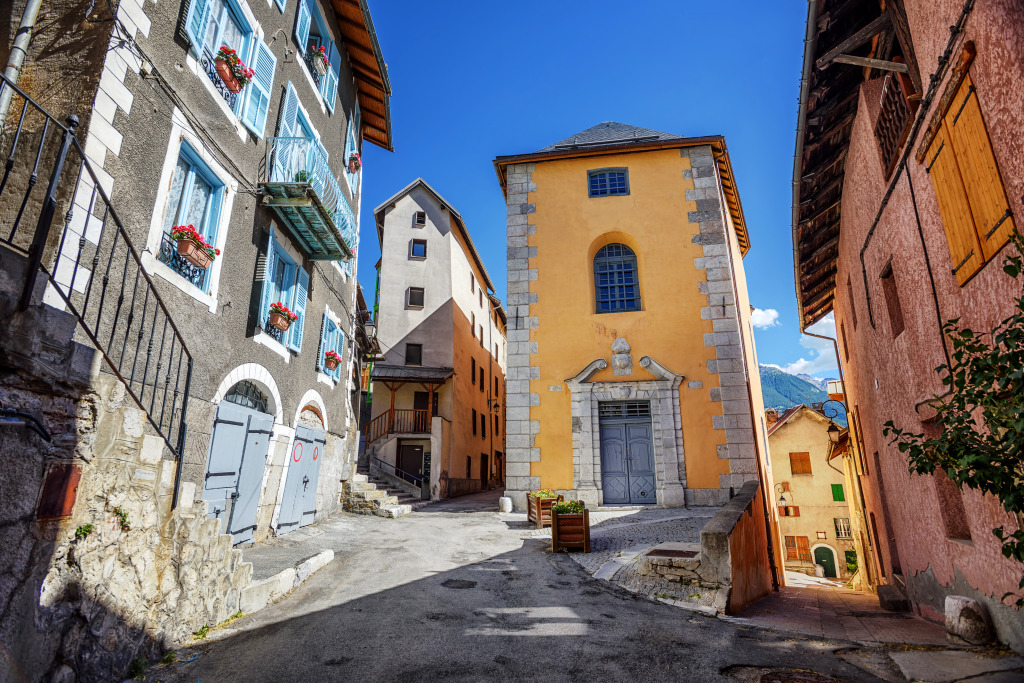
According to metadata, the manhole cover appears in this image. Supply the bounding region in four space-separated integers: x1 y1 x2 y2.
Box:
646 549 698 558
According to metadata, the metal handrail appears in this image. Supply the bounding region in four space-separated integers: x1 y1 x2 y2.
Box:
364 408 430 446
371 456 422 486
0 73 193 463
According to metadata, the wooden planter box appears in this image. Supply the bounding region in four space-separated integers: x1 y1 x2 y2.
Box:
214 59 243 93
527 494 562 529
268 310 293 331
551 508 590 553
175 238 213 270
324 356 340 371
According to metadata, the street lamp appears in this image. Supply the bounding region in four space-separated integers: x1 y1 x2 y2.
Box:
774 482 788 507
827 421 841 444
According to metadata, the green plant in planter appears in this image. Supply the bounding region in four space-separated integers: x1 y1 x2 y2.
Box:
294 170 312 183
75 524 94 540
552 499 586 514
530 488 559 499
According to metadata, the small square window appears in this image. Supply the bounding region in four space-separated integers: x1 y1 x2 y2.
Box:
588 168 629 197
414 211 426 227
790 452 812 475
407 287 424 308
410 239 427 259
817 531 828 540
405 343 422 366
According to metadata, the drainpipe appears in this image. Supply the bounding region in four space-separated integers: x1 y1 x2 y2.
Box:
0 0 42 123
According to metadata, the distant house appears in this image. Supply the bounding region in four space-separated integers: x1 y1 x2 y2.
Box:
366 179 507 500
766 406 860 581
793 0 1024 649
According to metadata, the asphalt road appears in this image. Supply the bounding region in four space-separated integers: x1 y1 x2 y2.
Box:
161 492 880 682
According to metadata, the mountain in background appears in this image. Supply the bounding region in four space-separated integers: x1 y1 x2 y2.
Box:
759 365 847 426
795 373 828 391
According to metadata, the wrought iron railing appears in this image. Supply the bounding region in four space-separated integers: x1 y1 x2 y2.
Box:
0 73 193 462
265 136 357 252
158 231 210 291
199 47 239 110
303 49 323 88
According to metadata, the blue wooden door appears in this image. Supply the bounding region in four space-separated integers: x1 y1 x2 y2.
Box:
203 402 273 544
625 421 656 503
599 423 630 504
599 402 655 505
278 424 326 534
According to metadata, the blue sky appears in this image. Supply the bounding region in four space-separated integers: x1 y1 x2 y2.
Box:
355 0 839 379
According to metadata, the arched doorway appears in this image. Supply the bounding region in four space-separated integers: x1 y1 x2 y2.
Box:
204 380 276 545
813 545 839 578
277 398 327 535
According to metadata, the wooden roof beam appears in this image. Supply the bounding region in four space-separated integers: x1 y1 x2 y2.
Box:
817 13 891 70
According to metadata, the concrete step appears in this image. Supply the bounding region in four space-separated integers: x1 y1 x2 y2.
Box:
374 504 412 519
351 473 368 483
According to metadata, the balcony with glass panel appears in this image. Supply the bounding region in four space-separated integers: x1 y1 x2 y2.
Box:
261 137 355 261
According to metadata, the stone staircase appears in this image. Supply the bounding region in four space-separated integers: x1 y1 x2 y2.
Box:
343 474 412 519
368 474 431 512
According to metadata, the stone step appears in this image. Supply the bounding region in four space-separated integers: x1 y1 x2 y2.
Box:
348 482 376 492
351 489 388 501
375 504 412 519
351 473 368 484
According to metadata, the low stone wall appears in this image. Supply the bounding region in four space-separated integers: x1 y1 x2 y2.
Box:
700 480 774 614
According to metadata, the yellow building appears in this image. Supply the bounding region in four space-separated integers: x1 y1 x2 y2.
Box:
766 406 857 580
494 123 775 524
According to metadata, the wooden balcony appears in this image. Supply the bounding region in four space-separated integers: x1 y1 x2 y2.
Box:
365 408 431 445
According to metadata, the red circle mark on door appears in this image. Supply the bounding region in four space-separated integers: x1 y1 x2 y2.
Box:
313 446 319 460
292 442 303 462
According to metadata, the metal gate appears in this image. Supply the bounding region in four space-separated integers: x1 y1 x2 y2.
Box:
598 401 656 504
203 401 274 544
277 424 326 534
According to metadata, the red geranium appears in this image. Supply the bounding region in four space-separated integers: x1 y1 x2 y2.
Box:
324 350 341 362
170 224 220 258
269 302 298 321
216 46 255 87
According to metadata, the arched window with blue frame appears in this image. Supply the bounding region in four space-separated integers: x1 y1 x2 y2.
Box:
594 244 641 313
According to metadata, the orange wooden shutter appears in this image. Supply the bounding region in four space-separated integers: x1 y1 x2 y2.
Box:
790 452 812 475
946 74 1016 261
785 536 798 561
796 536 812 562
927 122 983 285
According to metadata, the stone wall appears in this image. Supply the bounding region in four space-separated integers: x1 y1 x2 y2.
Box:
0 278 254 681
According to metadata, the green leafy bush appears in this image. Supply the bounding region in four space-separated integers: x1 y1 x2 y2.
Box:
884 230 1024 606
75 524 94 540
529 488 559 499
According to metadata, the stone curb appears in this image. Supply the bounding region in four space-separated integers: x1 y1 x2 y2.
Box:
239 550 334 613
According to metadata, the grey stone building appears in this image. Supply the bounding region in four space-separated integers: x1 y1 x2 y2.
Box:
0 0 391 677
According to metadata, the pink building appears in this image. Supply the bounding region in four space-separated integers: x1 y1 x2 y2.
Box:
793 0 1024 650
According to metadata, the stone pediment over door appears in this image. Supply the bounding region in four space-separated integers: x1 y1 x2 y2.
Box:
564 356 687 508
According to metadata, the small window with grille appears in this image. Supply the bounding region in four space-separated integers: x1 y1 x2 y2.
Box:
588 168 629 197
598 401 651 418
224 380 269 413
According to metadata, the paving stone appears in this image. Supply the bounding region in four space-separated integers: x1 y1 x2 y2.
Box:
887 650 1023 683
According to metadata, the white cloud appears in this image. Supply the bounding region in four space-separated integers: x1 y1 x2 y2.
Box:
750 308 780 329
770 312 840 377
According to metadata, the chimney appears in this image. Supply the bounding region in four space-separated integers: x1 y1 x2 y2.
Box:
765 409 778 426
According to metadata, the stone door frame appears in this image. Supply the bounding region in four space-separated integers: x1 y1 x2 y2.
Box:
566 356 686 508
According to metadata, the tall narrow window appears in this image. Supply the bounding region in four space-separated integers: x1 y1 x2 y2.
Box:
934 469 972 541
879 262 905 338
847 277 858 330
471 312 476 337
480 413 486 439
594 244 641 313
471 358 476 384
472 409 477 436
479 367 484 391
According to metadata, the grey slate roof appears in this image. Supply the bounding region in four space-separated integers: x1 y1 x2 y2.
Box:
538 122 684 152
372 364 454 383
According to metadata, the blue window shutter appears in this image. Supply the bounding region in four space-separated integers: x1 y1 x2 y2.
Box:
272 83 300 182
332 326 344 380
288 265 309 351
259 228 277 329
294 0 311 52
321 60 338 113
184 0 210 50
316 311 328 372
242 36 277 136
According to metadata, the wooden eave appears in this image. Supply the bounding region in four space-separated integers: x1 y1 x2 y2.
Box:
793 0 891 330
493 135 751 256
330 0 393 151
